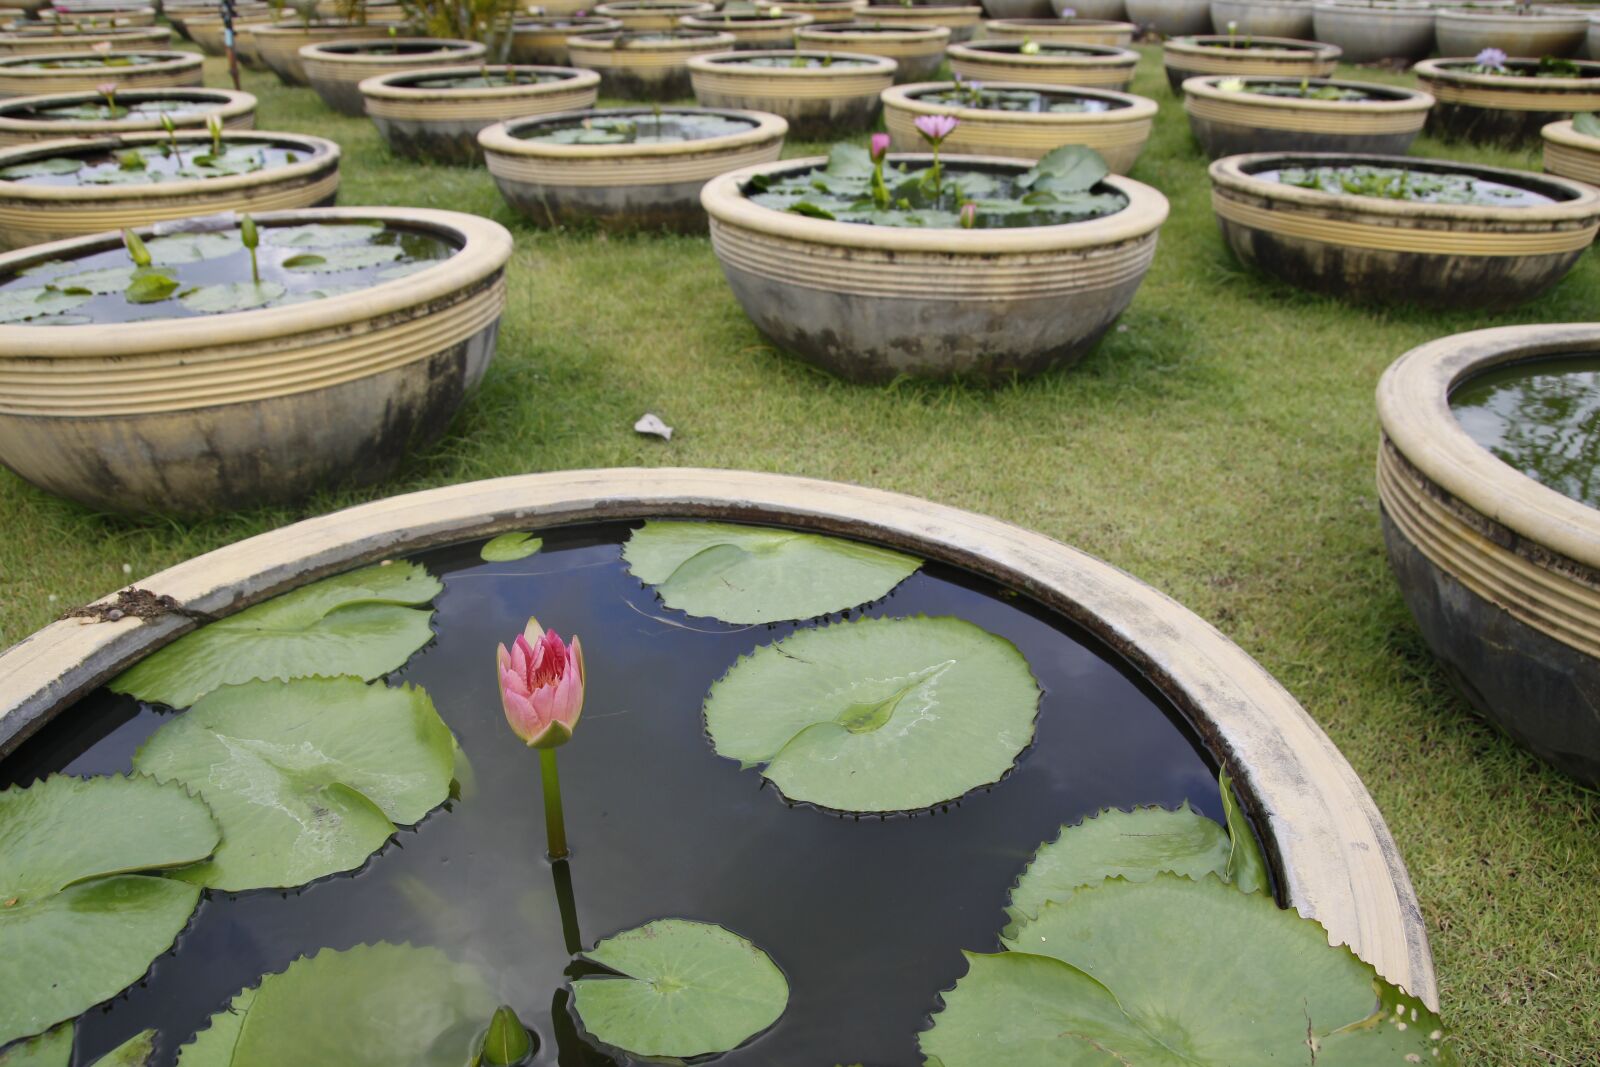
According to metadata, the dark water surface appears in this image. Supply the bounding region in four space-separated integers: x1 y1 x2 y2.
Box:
2 522 1228 1067
1451 353 1600 510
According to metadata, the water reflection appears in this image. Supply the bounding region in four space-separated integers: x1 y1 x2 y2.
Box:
1451 355 1600 510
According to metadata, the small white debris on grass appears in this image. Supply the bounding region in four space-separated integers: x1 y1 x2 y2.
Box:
635 413 673 441
121 563 132 575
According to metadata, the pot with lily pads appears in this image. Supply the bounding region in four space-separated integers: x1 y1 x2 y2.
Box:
0 23 170 54
688 50 897 137
756 0 869 22
593 0 714 30
0 206 511 514
1415 54 1600 147
983 16 1138 45
481 106 786 231
1377 324 1600 787
252 20 408 87
1310 0 1434 63
1542 111 1600 186
1207 0 1315 38
1435 5 1589 57
299 37 488 116
568 28 739 98
794 20 950 81
508 15 624 63
0 466 1448 1067
946 38 1139 90
1182 75 1433 157
883 80 1157 170
40 2 157 26
703 140 1167 381
1161 33 1338 92
0 86 255 144
0 127 340 249
1124 0 1213 35
0 49 203 97
854 2 985 43
1208 151 1600 307
678 9 815 48
362 65 602 165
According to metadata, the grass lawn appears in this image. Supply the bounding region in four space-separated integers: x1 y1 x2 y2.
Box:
1 41 1597 1064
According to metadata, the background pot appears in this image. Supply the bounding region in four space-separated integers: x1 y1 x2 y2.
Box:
795 22 950 82
1162 34 1339 92
1058 0 1129 16
946 39 1139 90
982 17 1138 45
854 4 984 43
755 0 868 23
0 86 255 144
678 11 816 49
1125 0 1213 36
594 0 716 31
0 206 513 516
0 50 203 97
688 49 896 137
0 24 170 54
253 21 407 87
1311 0 1434 64
1415 57 1600 148
1541 117 1600 187
509 17 625 64
1182 75 1432 157
1434 7 1589 58
1208 0 1315 38
567 29 738 99
300 37 487 116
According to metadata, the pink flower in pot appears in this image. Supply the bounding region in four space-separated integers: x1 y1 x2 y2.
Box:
497 617 585 859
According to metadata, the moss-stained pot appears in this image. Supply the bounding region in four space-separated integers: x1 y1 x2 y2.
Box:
0 50 204 97
1161 34 1339 92
1541 117 1600 187
688 49 897 138
946 39 1139 90
795 22 949 82
0 24 171 55
0 129 339 248
568 29 737 99
1415 57 1600 149
701 151 1168 382
882 81 1157 171
982 16 1138 46
362 65 602 165
1376 323 1600 787
253 20 407 87
594 0 715 31
854 4 984 43
0 465 1440 1010
0 206 511 515
679 11 816 49
0 86 255 144
1182 75 1433 158
1208 151 1600 308
509 16 625 64
1206 0 1315 39
1124 0 1213 35
299 37 486 116
1310 0 1434 63
481 106 787 231
1434 6 1589 58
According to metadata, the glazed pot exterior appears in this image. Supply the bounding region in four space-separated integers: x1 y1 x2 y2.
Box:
0 50 203 97
0 25 170 54
1208 0 1315 38
983 0 1055 16
946 41 1139 89
1125 0 1213 35
1162 34 1339 92
1208 151 1600 308
1059 0 1129 16
253 21 405 87
1376 323 1600 787
855 5 984 42
186 10 277 57
0 87 255 143
1416 58 1600 148
678 12 816 49
1182 75 1432 158
795 23 950 81
702 153 1169 382
688 51 897 138
1541 118 1600 187
509 17 625 64
755 0 869 24
1434 8 1589 58
982 17 1138 45
300 38 487 116
594 1 716 31
1311 1 1434 63
568 30 738 99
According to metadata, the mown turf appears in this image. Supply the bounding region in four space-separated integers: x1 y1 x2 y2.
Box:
0 42 1596 1064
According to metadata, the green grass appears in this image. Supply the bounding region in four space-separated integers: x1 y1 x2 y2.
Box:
2 44 1598 1064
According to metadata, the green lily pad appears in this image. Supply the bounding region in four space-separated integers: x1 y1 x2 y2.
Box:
176 988 257 1067
1575 111 1600 138
281 245 402 273
623 520 922 624
480 532 543 562
0 1023 71 1067
0 286 89 324
1220 768 1269 895
110 561 442 708
574 919 788 1059
0 156 83 179
125 271 179 303
144 231 242 265
0 775 220 1047
376 260 434 281
703 615 1039 812
178 281 285 314
93 1030 157 1066
52 266 136 294
263 221 383 248
132 677 456 891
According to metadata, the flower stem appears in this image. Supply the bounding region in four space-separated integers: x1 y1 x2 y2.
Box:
539 747 569 860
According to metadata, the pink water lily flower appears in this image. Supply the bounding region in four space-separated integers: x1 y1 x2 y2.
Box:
869 132 890 162
913 113 958 145
91 40 112 55
1059 6 1075 16
498 617 585 748
1475 47 1507 70
96 81 117 96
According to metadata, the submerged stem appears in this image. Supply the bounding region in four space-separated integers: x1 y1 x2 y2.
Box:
539 746 569 860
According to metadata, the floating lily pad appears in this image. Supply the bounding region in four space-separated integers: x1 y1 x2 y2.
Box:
623 521 922 624
110 561 442 708
0 286 89 324
376 260 434 282
1220 768 1269 895
0 775 220 1047
264 222 383 248
1575 111 1600 138
178 281 285 314
0 156 83 179
921 875 1454 1066
93 1030 157 1066
144 231 242 265
574 919 788 1059
175 988 257 1067
132 677 456 891
125 271 179 303
703 615 1040 811
52 266 136 294
0 1023 70 1066
480 532 543 562
281 245 402 273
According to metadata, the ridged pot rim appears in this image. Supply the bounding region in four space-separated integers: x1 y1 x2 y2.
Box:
513 16 625 30
0 465 1439 1005
359 64 601 101
567 28 739 51
985 16 1138 29
0 128 338 202
1376 323 1600 568
0 49 199 71
297 37 486 64
855 4 985 15
0 205 513 356
1209 150 1600 223
1311 0 1433 15
1542 117 1600 150
949 39 1138 61
1182 74 1435 112
883 80 1159 125
1434 5 1589 25
182 8 279 23
594 0 716 13
1164 34 1342 60
1211 0 1323 8
797 20 952 40
688 48 898 75
478 105 787 159
680 11 817 29
250 20 407 39
1414 56 1600 89
756 0 865 7
0 25 167 42
0 86 255 131
702 151 1169 252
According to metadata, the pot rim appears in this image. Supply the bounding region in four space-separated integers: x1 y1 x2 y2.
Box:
702 150 1169 252
298 36 486 64
884 80 1159 124
1311 0 1433 10
949 39 1138 61
797 20 952 40
250 20 407 38
1182 74 1435 112
1434 5 1590 23
0 48 199 70
1542 116 1600 149
595 0 715 11
1414 56 1600 88
856 4 985 14
0 86 255 127
686 47 898 75
567 28 739 50
1165 34 1342 60
679 11 817 27
478 105 787 159
1377 323 1600 569
985 16 1136 28
359 64 601 100
0 25 167 40
1208 150 1600 223
0 466 1438 1005
513 15 625 28
0 205 513 355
